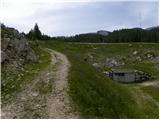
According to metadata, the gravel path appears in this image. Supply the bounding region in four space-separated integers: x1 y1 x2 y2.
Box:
1 48 78 119
46 49 78 118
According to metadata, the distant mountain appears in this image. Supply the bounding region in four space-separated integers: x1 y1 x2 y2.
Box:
63 26 159 43
97 30 110 36
105 27 159 43
145 26 159 31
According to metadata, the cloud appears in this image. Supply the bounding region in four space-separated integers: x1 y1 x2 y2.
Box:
1 0 159 36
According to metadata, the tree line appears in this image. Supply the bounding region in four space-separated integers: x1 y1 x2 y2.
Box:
26 23 50 40
64 27 159 43
26 23 159 43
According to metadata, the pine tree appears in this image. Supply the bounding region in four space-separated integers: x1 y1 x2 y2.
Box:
33 23 42 40
27 29 34 39
27 23 42 40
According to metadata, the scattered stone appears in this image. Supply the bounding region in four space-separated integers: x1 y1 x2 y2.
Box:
21 97 26 101
135 56 142 62
88 54 93 59
1 24 38 67
1 50 8 63
103 71 109 76
1 38 10 50
26 50 38 62
32 92 39 97
133 51 138 55
92 63 101 68
106 58 118 67
147 54 153 58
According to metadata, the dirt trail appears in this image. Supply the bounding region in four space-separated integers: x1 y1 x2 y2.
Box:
1 49 78 119
46 49 78 118
131 80 159 113
140 81 159 88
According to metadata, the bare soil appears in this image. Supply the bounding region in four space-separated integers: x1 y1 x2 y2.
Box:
140 81 159 88
1 49 78 119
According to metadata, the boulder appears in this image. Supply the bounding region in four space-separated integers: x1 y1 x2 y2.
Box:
1 24 38 67
8 27 20 38
1 50 8 63
26 50 38 62
1 38 10 51
16 38 29 57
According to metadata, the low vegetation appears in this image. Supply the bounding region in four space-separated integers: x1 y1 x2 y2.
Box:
1 42 51 104
43 40 158 118
141 86 159 102
1 24 158 118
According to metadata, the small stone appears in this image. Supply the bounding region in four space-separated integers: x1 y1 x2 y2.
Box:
136 56 141 61
21 97 26 101
133 51 138 55
92 63 101 68
32 92 39 97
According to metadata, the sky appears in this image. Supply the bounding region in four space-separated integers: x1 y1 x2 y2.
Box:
1 0 159 36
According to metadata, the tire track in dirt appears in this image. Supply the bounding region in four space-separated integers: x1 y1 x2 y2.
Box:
46 49 78 119
1 48 78 119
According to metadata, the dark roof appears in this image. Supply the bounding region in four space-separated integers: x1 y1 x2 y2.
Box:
111 70 135 74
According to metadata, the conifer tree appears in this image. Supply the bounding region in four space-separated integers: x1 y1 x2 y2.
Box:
33 23 42 40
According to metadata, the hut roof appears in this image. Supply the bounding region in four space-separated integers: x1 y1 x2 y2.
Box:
112 70 135 74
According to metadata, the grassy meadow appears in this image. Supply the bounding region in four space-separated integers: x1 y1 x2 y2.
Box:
42 40 159 118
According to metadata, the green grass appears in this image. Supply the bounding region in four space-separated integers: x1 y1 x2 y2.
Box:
42 40 158 118
141 86 159 102
113 62 158 80
1 43 51 103
35 80 53 94
1 27 15 37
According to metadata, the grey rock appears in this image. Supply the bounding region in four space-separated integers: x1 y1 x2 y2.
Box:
1 50 8 63
105 57 126 67
106 58 118 67
88 54 93 59
92 63 101 68
8 27 20 38
1 25 38 68
147 54 152 58
1 37 10 50
26 50 38 62
16 38 29 57
135 56 142 61
133 51 138 55
32 92 39 97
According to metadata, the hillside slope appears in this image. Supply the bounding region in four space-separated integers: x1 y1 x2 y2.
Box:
1 24 51 104
43 40 158 118
2 49 78 118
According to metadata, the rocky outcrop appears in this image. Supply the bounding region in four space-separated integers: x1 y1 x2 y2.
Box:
1 24 38 67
